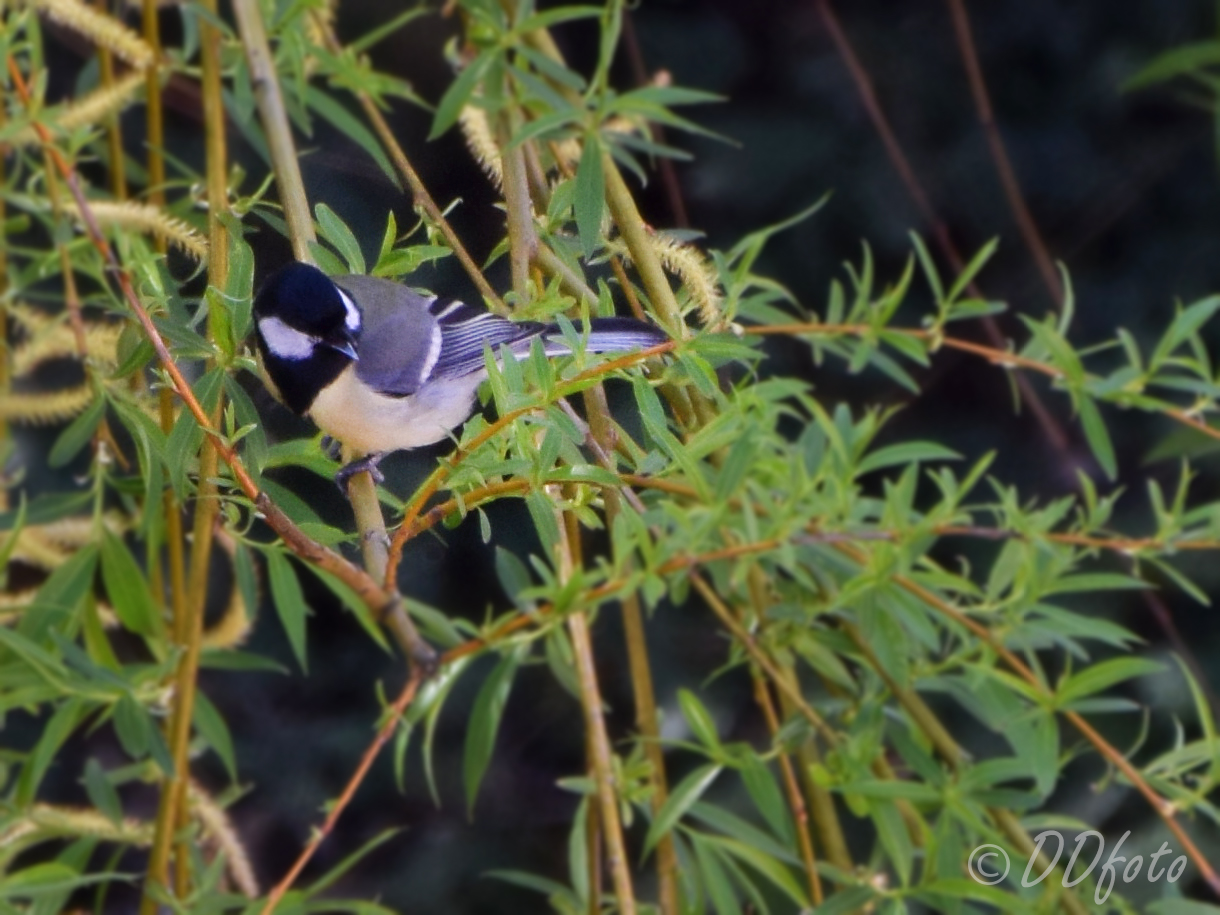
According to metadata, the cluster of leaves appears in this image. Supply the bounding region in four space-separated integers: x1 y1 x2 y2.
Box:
4 1 1220 914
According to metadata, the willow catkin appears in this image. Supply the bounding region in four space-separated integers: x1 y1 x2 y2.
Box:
27 0 155 69
66 200 208 262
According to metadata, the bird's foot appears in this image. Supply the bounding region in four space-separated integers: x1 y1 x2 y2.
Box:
321 435 343 462
335 453 386 494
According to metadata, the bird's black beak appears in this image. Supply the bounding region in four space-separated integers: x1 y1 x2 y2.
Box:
323 330 358 361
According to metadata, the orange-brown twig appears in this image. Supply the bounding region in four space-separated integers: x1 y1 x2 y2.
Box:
384 341 676 588
5 54 415 646
259 670 424 914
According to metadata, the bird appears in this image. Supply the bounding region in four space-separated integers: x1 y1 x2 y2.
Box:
251 262 669 490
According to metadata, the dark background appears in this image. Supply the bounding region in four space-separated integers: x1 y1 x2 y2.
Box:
28 0 1220 910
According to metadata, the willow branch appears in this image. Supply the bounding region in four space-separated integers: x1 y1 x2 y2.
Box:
812 0 1070 452
260 670 424 914
310 14 505 312
385 340 675 586
833 541 1220 897
943 0 1063 306
5 54 430 669
745 321 1220 444
231 0 313 261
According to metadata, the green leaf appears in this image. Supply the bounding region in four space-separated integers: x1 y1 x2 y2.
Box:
574 134 605 259
304 828 402 896
691 834 741 915
464 647 525 816
644 763 721 855
872 798 914 886
0 491 91 530
714 432 759 502
1124 40 1220 90
48 393 105 468
99 530 160 636
516 5 602 32
265 550 310 673
857 441 960 475
494 547 534 612
315 203 365 274
678 689 722 754
1043 572 1146 595
1153 295 1220 366
689 802 801 866
738 755 792 845
306 565 390 653
1077 396 1116 480
430 50 495 139
306 86 400 189
17 698 83 805
0 862 117 901
1147 901 1220 915
708 834 810 908
1056 657 1164 707
193 690 238 782
82 757 123 825
113 693 150 759
21 545 98 640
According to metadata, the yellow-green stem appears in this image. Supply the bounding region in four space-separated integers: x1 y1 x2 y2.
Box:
231 0 313 261
568 609 636 915
550 496 636 914
775 677 854 875
0 99 6 512
844 622 1088 914
602 158 683 335
142 0 164 209
93 0 126 199
583 388 679 915
500 107 536 301
751 673 823 904
170 441 222 895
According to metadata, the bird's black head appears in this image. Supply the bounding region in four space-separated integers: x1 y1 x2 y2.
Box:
252 262 362 415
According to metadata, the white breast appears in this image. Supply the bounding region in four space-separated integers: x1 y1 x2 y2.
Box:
307 365 487 454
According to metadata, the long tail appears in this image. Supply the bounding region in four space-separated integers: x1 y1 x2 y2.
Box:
541 317 668 355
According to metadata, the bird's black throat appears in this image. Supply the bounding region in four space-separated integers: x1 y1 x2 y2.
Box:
260 345 351 416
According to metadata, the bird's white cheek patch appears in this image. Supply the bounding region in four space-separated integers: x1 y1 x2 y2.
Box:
258 316 317 361
338 288 362 334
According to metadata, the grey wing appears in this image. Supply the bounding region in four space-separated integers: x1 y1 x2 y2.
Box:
428 299 547 381
335 275 441 396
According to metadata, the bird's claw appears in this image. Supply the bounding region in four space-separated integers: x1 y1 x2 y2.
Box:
335 453 386 494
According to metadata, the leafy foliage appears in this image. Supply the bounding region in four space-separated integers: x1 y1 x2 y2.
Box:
3 1 1220 914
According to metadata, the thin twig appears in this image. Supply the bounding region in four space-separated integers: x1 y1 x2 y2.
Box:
812 0 1070 454
310 13 506 313
834 541 1220 897
943 0 1063 306
744 320 1220 444
259 671 424 914
751 675 823 905
550 496 637 915
385 340 675 585
4 54 432 671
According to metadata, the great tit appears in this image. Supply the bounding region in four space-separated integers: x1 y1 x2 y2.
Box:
252 262 668 487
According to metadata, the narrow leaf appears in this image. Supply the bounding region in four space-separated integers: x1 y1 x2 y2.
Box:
464 648 524 816
265 550 310 673
574 135 605 259
644 763 722 855
99 531 159 636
